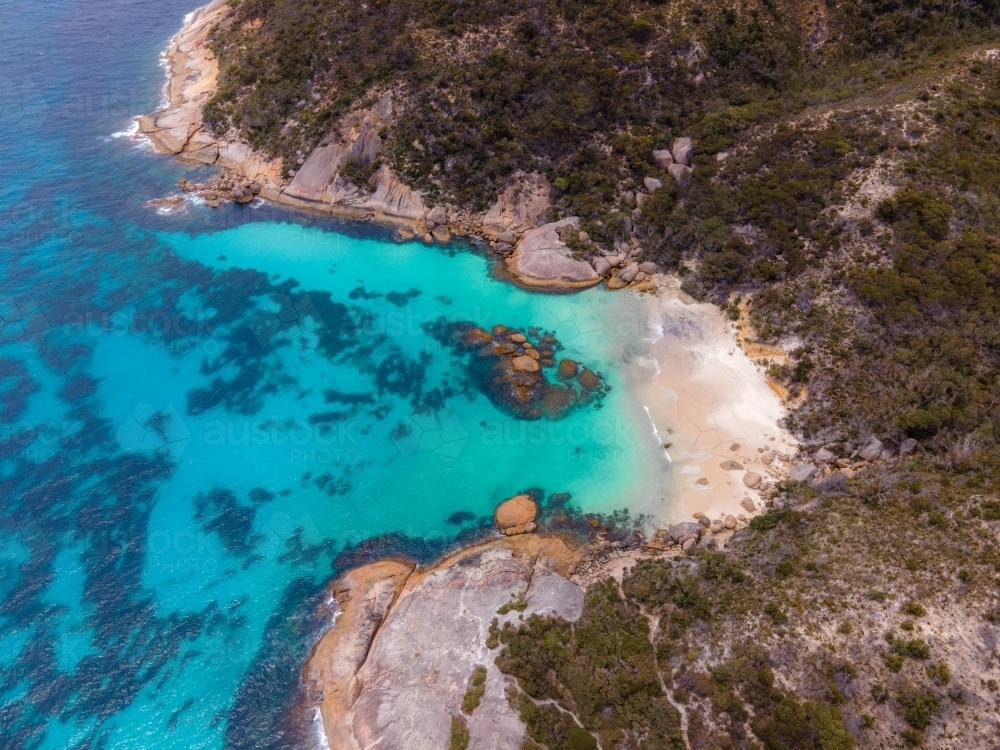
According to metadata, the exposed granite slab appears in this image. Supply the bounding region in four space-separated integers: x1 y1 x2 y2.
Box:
304 535 582 750
506 218 601 290
481 172 551 240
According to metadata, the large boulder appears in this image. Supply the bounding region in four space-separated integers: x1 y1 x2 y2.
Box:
653 149 673 168
859 437 884 462
667 522 702 542
643 176 663 193
510 355 539 373
671 137 694 166
592 256 611 276
743 471 762 488
506 218 600 289
618 262 639 283
495 494 538 535
668 163 693 187
789 462 817 482
813 471 848 494
899 438 918 455
425 205 448 226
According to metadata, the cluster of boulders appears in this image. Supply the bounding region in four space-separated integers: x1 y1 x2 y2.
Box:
396 203 478 244
786 435 919 493
590 242 660 290
177 176 261 207
644 503 757 554
639 137 695 205
395 203 504 246
436 322 607 419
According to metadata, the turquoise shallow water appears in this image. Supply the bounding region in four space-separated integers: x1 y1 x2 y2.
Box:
0 1 666 748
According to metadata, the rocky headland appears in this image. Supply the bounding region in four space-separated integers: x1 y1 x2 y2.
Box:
137 0 680 292
302 528 584 750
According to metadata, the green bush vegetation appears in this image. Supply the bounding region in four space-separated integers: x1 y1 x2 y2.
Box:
449 715 470 750
461 665 488 715
494 452 1000 747
496 578 685 749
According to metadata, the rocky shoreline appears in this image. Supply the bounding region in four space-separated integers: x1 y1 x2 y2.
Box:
136 0 675 293
301 419 917 748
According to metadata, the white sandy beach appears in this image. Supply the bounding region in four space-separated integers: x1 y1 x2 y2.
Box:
628 279 798 525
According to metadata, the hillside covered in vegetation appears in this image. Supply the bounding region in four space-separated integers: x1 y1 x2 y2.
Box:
205 0 1000 452
199 1 1000 747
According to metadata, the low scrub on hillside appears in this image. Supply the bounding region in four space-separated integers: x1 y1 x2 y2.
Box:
496 453 1000 747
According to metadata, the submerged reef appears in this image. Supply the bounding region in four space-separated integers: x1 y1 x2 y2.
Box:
426 319 609 420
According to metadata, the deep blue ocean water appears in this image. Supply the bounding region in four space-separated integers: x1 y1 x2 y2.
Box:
0 2 668 747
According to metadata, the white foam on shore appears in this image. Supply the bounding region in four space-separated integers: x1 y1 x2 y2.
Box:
109 119 139 139
309 708 331 750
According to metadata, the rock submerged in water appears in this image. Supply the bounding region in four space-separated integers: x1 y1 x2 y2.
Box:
426 320 609 420
511 355 539 373
557 359 579 380
495 494 538 535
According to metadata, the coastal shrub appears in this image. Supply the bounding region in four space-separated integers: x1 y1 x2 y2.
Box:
887 634 931 660
898 688 941 730
749 508 800 532
497 596 528 615
926 663 951 686
449 715 470 750
462 666 488 714
497 578 684 749
566 726 598 750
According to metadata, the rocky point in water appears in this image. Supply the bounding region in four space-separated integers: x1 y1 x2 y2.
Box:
425 320 610 419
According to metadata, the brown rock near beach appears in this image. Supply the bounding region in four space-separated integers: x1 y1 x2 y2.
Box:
506 218 601 290
511 355 539 373
301 559 414 750
495 494 538 534
557 359 579 380
577 368 601 390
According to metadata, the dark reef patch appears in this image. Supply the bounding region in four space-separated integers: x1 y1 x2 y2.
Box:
384 288 422 307
446 510 477 525
193 487 264 558
348 286 382 300
425 319 610 420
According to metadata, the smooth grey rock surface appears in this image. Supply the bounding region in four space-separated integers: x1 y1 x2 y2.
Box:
789 462 818 482
345 540 582 750
507 219 600 288
668 162 693 186
671 137 694 166
653 149 673 168
859 438 884 462
667 521 702 542
814 447 835 462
